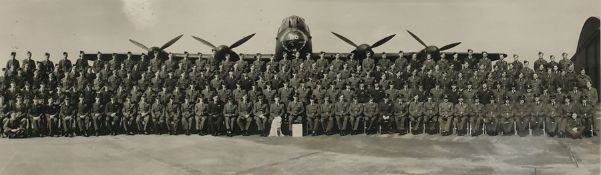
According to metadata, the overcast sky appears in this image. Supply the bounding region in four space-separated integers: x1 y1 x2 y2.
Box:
0 0 598 65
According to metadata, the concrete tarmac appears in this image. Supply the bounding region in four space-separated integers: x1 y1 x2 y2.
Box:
0 134 598 175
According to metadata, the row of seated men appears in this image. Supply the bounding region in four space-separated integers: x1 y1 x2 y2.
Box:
0 89 596 139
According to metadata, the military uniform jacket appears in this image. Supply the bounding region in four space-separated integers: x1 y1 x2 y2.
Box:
237 101 253 117
363 102 379 117
349 102 364 117
105 102 122 116
453 103 469 117
334 101 348 116
181 102 194 117
438 102 454 117
320 103 335 117
124 101 138 117
252 101 268 117
408 101 423 116
151 102 163 117
544 103 559 117
379 102 393 116
423 101 438 116
223 103 237 117
577 103 595 117
138 101 150 116
269 102 286 117
499 104 513 118
194 102 209 116
287 101 304 116
531 102 545 117
306 103 320 118
469 103 484 117
514 103 529 118
77 102 88 116
165 102 181 117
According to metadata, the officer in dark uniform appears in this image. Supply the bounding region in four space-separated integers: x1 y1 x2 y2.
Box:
319 97 334 135
76 96 90 136
45 97 60 137
209 96 224 136
29 97 44 137
91 96 104 136
378 96 394 134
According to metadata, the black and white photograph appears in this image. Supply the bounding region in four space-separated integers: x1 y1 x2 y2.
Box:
0 0 599 174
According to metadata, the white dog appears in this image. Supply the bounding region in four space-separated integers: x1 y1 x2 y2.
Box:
268 116 283 137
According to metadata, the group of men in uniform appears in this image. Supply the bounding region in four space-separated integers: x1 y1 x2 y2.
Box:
0 49 597 139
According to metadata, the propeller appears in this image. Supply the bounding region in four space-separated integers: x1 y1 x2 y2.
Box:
191 33 256 60
129 34 183 58
406 30 461 53
331 32 395 59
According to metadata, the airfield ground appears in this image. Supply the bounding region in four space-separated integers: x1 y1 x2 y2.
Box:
0 133 598 175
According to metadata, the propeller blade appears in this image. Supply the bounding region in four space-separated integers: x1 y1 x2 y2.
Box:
159 34 183 50
229 33 256 49
371 34 396 48
331 32 358 48
129 39 150 51
406 30 428 48
439 42 462 51
191 36 217 49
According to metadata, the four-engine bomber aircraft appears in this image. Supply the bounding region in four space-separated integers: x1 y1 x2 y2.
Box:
83 15 506 65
